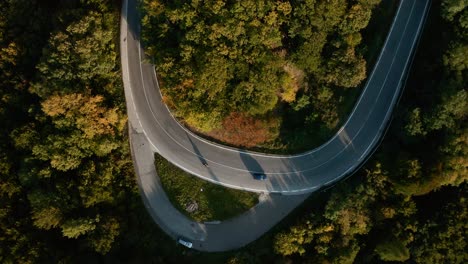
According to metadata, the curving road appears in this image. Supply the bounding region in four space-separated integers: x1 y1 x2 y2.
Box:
128 124 310 251
121 2 310 252
121 0 430 252
122 0 430 195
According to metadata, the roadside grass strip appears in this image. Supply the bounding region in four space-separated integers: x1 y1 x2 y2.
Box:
155 154 258 222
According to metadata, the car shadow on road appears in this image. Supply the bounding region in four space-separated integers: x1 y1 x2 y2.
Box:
186 132 219 182
239 152 264 176
239 152 305 193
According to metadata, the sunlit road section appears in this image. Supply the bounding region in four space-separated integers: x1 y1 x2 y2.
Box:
122 0 430 194
121 0 430 252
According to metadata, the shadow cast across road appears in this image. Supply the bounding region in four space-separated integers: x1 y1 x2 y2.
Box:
239 152 264 175
270 159 316 194
123 0 432 251
186 132 219 182
121 0 139 44
239 152 314 194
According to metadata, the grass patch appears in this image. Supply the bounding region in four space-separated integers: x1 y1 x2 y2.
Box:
155 154 258 222
184 183 336 263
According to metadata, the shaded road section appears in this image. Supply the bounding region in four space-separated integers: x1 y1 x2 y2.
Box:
122 0 431 194
120 0 430 252
121 0 310 252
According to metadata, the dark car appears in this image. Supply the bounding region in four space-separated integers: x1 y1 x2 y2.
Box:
252 173 267 180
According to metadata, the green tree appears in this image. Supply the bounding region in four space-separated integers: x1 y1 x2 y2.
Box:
31 11 118 98
411 186 467 264
375 236 410 262
31 207 63 230
441 0 468 22
61 218 97 239
427 89 467 131
87 217 120 254
142 0 379 135
321 47 367 88
405 108 427 136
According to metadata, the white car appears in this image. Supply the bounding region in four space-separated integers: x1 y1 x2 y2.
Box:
177 237 193 248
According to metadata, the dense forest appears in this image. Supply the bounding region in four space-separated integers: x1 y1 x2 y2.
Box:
272 0 468 262
141 0 384 150
0 0 466 263
0 0 162 262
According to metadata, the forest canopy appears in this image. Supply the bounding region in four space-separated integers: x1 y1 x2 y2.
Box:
0 0 142 261
141 0 381 147
0 0 466 263
271 0 468 262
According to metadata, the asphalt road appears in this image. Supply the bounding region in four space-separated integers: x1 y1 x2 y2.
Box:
121 2 310 251
121 0 430 252
128 125 309 251
122 0 430 195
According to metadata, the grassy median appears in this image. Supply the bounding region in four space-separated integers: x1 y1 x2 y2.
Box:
155 154 258 222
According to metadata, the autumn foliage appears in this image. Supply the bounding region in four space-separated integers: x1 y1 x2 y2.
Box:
207 112 280 148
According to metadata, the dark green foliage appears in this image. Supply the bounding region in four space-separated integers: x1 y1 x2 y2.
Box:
273 163 406 262
271 1 468 263
375 236 410 262
0 0 147 262
391 0 467 196
0 0 467 263
142 0 292 131
19 3 132 256
31 9 120 98
141 0 380 139
411 186 467 263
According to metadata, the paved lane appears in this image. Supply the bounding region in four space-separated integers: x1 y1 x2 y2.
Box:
122 0 430 194
121 0 430 252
